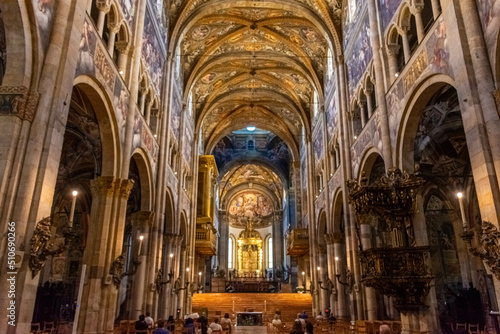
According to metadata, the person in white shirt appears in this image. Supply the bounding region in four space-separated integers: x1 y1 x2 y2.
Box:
209 318 222 331
145 312 154 328
271 314 282 326
220 313 232 333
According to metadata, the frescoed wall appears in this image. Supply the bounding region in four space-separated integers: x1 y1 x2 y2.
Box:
476 0 500 57
118 0 137 29
379 0 402 33
325 85 338 143
313 127 324 164
183 128 193 165
31 0 57 49
74 18 159 178
171 89 181 140
142 7 164 93
345 11 373 98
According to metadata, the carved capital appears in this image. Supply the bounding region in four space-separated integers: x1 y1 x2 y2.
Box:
0 86 39 122
119 179 134 199
90 176 117 198
96 0 111 13
115 41 131 54
386 44 401 57
131 211 155 228
325 232 344 245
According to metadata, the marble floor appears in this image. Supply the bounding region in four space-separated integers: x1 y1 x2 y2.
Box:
232 325 268 333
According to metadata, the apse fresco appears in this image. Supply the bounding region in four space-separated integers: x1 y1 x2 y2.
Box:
379 0 402 32
476 0 500 52
228 192 273 218
31 0 57 49
142 9 164 93
346 13 372 98
118 0 136 29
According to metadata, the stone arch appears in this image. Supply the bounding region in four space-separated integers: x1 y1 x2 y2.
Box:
358 149 385 183
131 148 154 211
396 74 456 170
73 76 121 177
163 187 175 234
0 1 33 86
331 190 345 234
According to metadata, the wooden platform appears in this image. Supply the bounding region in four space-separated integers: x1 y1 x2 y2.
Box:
191 293 312 323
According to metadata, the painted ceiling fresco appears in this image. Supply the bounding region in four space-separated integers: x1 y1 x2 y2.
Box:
212 133 291 178
219 163 283 203
169 0 344 151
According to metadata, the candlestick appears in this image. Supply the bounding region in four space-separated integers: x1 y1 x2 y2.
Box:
457 192 468 231
69 190 78 228
302 271 305 286
264 300 266 312
137 235 144 256
233 300 235 312
335 257 339 275
198 271 202 285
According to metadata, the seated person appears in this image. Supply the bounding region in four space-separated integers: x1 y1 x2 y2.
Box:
153 319 170 334
272 314 282 326
209 318 222 331
315 312 324 322
136 315 149 331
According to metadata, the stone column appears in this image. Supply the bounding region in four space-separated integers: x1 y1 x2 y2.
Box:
95 1 110 37
115 41 131 76
365 89 373 118
430 0 440 20
130 211 154 319
77 177 118 333
107 24 119 57
399 27 411 64
412 5 425 43
359 223 377 320
386 45 400 82
359 102 367 128
139 88 147 116
145 97 153 125
272 212 284 277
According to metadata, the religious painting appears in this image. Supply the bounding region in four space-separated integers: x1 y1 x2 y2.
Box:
346 13 373 98
325 89 338 142
228 192 273 219
31 0 57 49
142 9 164 93
267 137 291 175
476 0 500 51
191 25 210 40
132 112 142 151
94 44 116 93
118 0 136 29
183 128 193 164
300 27 318 42
75 19 97 77
213 136 234 169
142 122 154 153
113 79 129 143
313 127 324 162
427 18 450 75
379 0 402 32
171 90 181 139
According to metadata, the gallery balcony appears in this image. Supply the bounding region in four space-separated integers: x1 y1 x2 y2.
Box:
286 228 309 256
195 224 217 256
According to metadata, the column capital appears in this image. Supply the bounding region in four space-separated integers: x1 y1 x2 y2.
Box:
115 41 131 54
118 179 135 199
336 54 344 66
164 233 183 246
324 232 344 245
96 0 111 13
90 176 118 197
386 44 401 57
131 211 155 228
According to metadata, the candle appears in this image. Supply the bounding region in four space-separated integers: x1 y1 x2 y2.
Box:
335 257 339 275
457 192 468 231
137 235 144 256
69 190 78 228
264 300 266 312
233 300 235 312
198 271 202 285
302 271 305 286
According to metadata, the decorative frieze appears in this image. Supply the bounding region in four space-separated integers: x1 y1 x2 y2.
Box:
0 86 39 122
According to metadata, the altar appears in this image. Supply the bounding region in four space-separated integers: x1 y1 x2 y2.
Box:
236 312 263 326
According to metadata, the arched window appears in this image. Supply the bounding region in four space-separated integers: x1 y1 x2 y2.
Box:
268 237 273 269
228 237 234 269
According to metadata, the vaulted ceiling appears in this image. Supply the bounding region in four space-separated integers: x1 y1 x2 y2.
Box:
167 0 344 155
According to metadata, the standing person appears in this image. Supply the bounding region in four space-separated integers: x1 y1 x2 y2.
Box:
136 314 149 331
301 310 308 319
198 314 208 334
166 315 176 332
153 319 170 334
220 313 232 333
145 312 154 328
